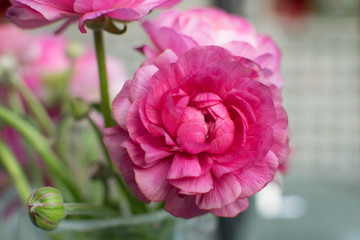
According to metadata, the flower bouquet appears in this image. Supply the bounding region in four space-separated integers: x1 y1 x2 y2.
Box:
0 0 290 239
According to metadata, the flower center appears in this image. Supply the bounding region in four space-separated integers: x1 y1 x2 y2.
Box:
175 93 235 154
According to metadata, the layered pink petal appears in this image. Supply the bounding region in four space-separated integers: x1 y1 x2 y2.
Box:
130 65 158 102
209 198 249 217
136 135 174 164
103 127 149 203
161 90 189 137
164 191 207 219
141 7 284 89
208 118 235 154
236 151 279 198
134 160 172 202
112 81 132 129
169 172 213 194
196 173 241 210
167 154 202 180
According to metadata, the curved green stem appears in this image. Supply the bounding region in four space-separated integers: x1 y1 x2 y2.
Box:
16 82 56 136
93 30 114 128
87 116 112 167
58 210 172 231
87 116 148 214
0 139 31 203
7 88 25 115
6 69 56 136
0 106 82 202
64 203 119 217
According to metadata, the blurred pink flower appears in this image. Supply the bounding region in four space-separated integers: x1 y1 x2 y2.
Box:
0 24 34 61
71 51 128 103
7 0 181 33
104 46 288 218
0 24 127 105
0 25 128 188
21 35 71 100
140 7 283 89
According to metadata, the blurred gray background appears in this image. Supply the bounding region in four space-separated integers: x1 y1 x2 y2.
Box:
225 1 360 240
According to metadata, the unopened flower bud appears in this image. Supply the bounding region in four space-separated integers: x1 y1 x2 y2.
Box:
70 98 91 120
27 187 65 231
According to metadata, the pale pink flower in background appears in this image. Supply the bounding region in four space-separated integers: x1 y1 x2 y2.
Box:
0 23 35 62
71 51 128 103
104 46 289 218
7 0 181 33
0 25 128 190
22 35 71 100
70 50 129 128
141 7 284 89
0 24 127 105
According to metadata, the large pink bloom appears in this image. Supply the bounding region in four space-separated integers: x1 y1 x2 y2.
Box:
7 0 181 33
104 46 288 218
141 7 283 89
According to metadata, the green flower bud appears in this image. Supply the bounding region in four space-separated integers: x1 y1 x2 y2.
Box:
70 98 91 120
27 187 65 231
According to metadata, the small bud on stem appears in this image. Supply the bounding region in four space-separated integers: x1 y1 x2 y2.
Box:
27 187 65 231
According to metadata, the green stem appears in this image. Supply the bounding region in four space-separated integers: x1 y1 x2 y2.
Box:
93 30 113 128
87 116 148 214
0 139 31 203
7 87 25 116
16 82 56 136
0 106 82 202
64 203 119 217
87 116 112 167
6 69 56 136
58 210 172 231
54 116 74 167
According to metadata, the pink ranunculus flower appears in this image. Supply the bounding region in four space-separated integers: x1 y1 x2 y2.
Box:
7 0 181 33
104 46 288 218
141 7 291 171
140 7 284 89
